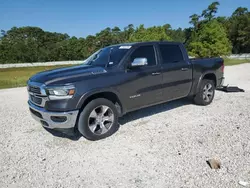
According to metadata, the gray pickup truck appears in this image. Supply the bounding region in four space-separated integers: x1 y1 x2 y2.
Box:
28 41 224 140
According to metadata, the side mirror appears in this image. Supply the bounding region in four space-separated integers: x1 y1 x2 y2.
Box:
131 58 148 67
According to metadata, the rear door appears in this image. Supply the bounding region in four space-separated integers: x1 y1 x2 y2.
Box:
158 43 192 100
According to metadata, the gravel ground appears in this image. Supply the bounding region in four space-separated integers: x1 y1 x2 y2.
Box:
0 64 250 188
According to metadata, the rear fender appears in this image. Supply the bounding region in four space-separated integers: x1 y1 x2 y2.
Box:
195 71 217 94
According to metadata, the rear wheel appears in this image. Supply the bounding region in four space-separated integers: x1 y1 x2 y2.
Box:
194 79 215 106
77 98 119 140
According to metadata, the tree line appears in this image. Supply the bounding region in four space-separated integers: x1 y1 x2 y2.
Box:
0 2 249 64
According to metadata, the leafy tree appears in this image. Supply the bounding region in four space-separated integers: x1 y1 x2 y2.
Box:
120 24 135 42
201 1 220 21
0 30 6 39
84 35 98 56
0 26 72 63
187 1 233 57
129 25 171 42
227 7 250 53
1 2 250 64
188 20 232 57
166 27 186 42
215 16 228 25
189 14 201 27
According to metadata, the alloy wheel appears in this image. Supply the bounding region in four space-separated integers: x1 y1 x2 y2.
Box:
88 105 114 135
203 83 214 102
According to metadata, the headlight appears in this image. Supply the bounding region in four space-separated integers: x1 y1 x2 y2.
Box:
46 86 75 100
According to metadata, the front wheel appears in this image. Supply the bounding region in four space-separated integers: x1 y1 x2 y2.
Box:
194 79 215 106
77 98 119 141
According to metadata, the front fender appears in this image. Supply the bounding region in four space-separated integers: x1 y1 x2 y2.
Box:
76 87 122 109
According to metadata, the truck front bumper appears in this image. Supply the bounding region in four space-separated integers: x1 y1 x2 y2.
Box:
28 101 79 129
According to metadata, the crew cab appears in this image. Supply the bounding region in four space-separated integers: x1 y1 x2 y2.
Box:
28 41 224 140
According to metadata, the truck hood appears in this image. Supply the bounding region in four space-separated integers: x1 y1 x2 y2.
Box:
29 64 107 85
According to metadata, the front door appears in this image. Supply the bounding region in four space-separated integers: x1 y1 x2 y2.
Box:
119 45 163 111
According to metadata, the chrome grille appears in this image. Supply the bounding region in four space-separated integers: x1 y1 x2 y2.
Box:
29 85 41 94
30 95 42 105
28 81 47 107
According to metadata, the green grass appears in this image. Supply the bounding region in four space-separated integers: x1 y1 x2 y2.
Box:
0 59 250 89
0 65 76 89
224 58 250 66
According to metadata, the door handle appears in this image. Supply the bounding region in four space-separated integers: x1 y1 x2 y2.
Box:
181 68 189 71
152 72 161 76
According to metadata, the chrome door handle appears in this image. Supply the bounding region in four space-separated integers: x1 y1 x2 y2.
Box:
152 72 160 76
181 68 188 71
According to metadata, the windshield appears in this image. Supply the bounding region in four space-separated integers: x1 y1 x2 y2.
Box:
85 46 130 67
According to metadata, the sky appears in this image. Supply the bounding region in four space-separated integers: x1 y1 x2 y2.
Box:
1 0 249 38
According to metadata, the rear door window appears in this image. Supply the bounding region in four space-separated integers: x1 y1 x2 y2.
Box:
159 44 184 63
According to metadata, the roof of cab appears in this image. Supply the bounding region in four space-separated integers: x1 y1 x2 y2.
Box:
110 41 182 47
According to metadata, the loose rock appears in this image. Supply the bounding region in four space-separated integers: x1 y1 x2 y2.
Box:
206 159 221 169
238 181 249 187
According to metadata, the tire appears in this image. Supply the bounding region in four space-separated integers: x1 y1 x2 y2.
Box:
194 79 215 106
77 98 119 141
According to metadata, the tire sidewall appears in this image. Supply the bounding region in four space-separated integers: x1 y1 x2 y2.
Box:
195 79 215 105
77 98 119 140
